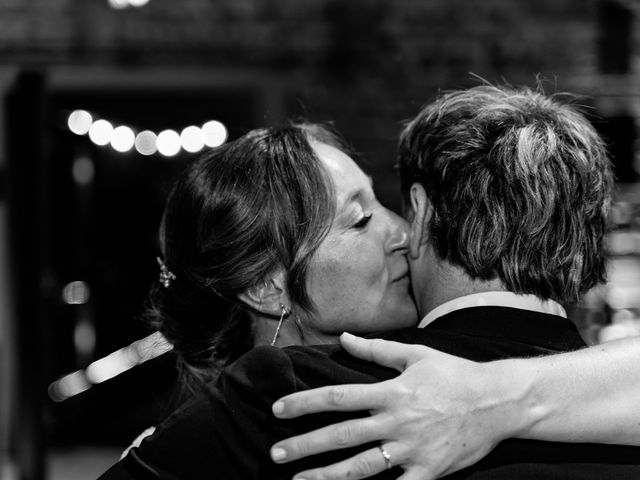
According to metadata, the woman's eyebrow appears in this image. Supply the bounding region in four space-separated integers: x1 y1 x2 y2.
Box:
343 189 366 207
336 192 358 215
339 178 374 211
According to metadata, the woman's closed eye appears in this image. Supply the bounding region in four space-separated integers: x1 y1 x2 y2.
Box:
353 213 373 229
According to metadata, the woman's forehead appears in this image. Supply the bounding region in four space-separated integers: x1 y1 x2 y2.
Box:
312 142 372 206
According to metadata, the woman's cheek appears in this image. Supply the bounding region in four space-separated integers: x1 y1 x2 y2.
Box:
348 238 384 283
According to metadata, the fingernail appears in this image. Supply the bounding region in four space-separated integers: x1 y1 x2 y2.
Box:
271 447 286 462
272 401 284 415
341 332 355 340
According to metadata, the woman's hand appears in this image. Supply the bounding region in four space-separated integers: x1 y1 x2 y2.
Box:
270 333 527 480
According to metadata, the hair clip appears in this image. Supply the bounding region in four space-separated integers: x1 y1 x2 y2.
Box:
156 256 176 288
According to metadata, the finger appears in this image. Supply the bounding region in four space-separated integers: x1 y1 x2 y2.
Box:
398 467 435 480
340 333 424 372
270 415 390 463
290 444 397 480
272 382 391 419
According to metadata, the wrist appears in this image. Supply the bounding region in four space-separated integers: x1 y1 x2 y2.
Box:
486 358 549 440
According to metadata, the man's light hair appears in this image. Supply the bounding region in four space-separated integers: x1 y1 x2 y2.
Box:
398 84 613 303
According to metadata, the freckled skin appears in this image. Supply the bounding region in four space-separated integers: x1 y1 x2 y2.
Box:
304 143 419 337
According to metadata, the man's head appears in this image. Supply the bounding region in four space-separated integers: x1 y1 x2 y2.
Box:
398 84 612 308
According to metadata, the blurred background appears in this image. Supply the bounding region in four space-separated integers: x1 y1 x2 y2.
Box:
0 0 639 478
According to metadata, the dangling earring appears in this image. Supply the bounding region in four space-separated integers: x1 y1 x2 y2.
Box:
270 304 289 346
294 316 305 341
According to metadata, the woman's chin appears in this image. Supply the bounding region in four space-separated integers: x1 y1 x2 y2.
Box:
372 303 420 331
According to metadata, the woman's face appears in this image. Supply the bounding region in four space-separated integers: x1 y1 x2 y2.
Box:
304 142 419 338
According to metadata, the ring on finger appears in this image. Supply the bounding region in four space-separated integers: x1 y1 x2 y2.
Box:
378 444 392 470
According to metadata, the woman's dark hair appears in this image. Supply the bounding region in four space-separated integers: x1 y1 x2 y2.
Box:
147 123 342 389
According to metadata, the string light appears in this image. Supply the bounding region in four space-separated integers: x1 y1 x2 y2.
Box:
88 119 113 146
108 0 129 9
67 110 92 135
62 281 91 305
67 110 228 156
135 130 158 156
107 0 150 9
180 126 205 153
156 129 181 157
111 126 136 153
202 120 228 147
48 332 172 402
72 156 95 185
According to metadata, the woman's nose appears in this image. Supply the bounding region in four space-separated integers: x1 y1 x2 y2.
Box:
386 209 410 253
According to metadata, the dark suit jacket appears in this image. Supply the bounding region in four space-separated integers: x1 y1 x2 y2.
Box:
99 306 640 479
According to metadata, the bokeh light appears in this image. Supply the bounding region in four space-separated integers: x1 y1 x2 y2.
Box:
48 332 172 401
135 130 158 156
86 349 135 385
202 120 228 148
157 129 181 157
48 371 91 402
180 126 204 153
67 110 93 135
611 201 633 226
74 319 96 356
88 119 113 146
62 280 91 304
72 156 95 185
108 0 129 9
111 125 136 152
85 333 172 384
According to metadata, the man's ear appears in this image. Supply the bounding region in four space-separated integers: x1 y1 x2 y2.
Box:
237 269 289 317
409 183 433 259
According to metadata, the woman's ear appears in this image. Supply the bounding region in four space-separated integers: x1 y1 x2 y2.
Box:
409 183 433 260
237 269 289 317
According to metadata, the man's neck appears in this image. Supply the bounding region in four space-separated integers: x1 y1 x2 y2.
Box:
418 291 567 328
416 262 506 319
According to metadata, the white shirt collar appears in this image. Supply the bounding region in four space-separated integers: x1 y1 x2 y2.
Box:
417 291 567 329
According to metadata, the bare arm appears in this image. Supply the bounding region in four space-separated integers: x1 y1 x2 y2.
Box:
270 333 640 480
514 335 640 445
